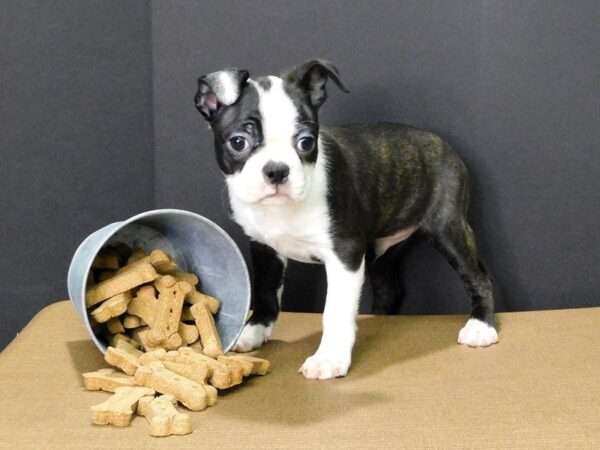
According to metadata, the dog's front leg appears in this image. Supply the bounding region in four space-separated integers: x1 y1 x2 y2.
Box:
233 240 287 352
300 255 365 379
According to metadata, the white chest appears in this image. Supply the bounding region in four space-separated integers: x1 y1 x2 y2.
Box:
230 196 332 264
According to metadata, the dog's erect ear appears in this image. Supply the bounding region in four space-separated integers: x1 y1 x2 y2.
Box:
195 69 250 121
282 59 349 108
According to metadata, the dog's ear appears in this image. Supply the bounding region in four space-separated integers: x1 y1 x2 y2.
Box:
282 59 349 108
195 69 250 121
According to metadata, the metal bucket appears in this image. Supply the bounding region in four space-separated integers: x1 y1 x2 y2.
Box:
67 209 250 354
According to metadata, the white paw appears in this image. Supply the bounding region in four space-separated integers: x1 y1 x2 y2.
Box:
458 318 499 347
299 353 350 380
232 322 273 352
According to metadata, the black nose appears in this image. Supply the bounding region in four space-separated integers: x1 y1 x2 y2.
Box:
263 161 290 185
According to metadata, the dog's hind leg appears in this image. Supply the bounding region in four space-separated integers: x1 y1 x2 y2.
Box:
233 241 286 352
424 152 498 347
366 243 405 314
429 220 498 346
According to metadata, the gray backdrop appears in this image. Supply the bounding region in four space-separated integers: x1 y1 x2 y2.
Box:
1 0 598 349
1 1 154 349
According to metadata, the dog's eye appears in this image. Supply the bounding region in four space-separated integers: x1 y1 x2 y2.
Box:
227 135 250 152
297 136 316 152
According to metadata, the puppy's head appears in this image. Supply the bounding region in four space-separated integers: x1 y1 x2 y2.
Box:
195 59 348 205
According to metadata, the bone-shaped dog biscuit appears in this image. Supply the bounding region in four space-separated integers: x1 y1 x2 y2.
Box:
90 291 132 323
118 249 177 275
172 271 199 287
203 384 218 406
190 301 223 358
214 357 243 385
137 394 192 437
90 386 155 427
128 248 148 263
139 348 167 366
148 361 216 407
160 351 232 389
134 362 208 411
178 321 199 345
111 333 141 350
92 253 120 270
225 353 270 375
123 314 144 329
82 368 137 392
185 290 220 314
127 285 158 326
162 360 211 385
115 339 144 359
147 276 190 350
219 356 252 377
106 317 125 334
86 262 158 307
104 346 140 376
131 327 162 352
177 347 235 389
189 340 203 352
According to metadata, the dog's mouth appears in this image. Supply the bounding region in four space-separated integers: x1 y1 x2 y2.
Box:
258 186 292 204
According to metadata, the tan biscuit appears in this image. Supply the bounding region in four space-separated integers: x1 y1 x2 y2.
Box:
218 356 252 377
86 262 158 307
106 317 125 334
178 348 234 389
122 314 144 329
134 362 208 411
128 248 148 263
117 249 177 275
139 348 167 366
172 271 199 287
215 357 243 385
178 322 199 345
90 291 132 323
115 339 144 359
104 346 140 376
226 353 270 375
190 302 223 358
148 250 178 274
189 340 203 352
162 361 210 385
127 285 158 326
111 333 141 350
82 368 137 392
131 327 162 352
90 386 154 427
92 253 120 270
147 276 190 350
160 351 233 388
203 384 218 407
137 394 192 437
97 271 115 282
185 290 220 314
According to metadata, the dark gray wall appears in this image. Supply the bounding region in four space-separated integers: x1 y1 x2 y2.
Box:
151 0 599 315
0 1 154 349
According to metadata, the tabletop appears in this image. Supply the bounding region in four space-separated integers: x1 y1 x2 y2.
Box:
1 301 599 449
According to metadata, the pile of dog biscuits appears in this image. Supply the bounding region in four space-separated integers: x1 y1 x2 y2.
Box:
82 245 269 437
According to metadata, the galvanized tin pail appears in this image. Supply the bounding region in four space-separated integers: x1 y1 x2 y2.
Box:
67 209 250 353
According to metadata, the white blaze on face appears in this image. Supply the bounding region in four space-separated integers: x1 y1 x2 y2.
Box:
227 76 312 205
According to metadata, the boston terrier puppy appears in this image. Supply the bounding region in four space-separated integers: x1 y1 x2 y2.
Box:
194 59 498 380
